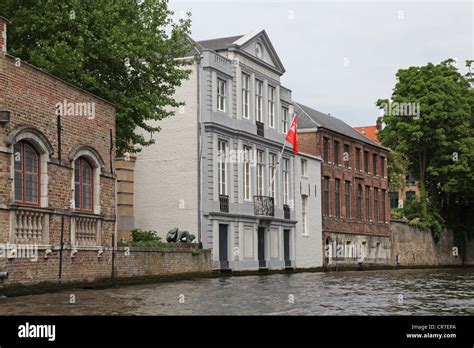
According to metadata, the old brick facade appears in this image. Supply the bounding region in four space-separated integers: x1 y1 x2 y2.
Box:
296 102 391 265
0 17 116 280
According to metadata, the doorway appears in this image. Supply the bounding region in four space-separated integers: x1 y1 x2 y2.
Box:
219 224 229 269
283 229 291 267
257 227 266 268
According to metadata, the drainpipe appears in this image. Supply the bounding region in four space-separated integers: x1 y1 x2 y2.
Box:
196 55 203 246
0 272 8 279
58 215 65 279
57 113 62 164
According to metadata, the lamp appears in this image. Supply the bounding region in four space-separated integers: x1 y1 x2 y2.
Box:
0 110 10 124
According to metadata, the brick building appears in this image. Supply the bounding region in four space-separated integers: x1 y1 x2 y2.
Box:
0 17 116 284
295 102 391 266
354 122 420 210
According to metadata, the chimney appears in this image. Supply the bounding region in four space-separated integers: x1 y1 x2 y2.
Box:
376 120 382 131
0 16 7 53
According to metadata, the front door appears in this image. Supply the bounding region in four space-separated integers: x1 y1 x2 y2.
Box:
258 227 266 268
283 229 291 267
219 224 229 269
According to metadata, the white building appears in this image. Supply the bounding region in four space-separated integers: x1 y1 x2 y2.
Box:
295 153 323 268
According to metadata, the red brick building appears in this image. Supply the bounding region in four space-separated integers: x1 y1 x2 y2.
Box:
0 17 116 285
354 123 382 145
295 103 391 266
354 122 420 210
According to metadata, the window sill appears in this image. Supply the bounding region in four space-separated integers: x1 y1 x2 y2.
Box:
71 211 102 219
8 204 53 213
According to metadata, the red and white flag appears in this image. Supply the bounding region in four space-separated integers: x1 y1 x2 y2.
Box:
285 115 298 154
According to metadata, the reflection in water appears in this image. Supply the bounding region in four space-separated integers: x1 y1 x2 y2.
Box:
0 268 472 315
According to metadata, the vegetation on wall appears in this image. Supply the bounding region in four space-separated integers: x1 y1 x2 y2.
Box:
118 228 174 248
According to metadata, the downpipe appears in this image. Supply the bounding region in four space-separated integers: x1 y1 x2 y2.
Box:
0 271 8 279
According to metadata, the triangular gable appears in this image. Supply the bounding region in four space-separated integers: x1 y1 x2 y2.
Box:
231 30 286 74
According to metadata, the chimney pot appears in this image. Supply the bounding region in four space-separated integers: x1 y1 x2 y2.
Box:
0 16 8 53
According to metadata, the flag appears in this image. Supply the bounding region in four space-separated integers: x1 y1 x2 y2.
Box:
285 115 298 154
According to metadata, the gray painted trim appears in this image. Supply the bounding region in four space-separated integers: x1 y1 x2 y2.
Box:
203 122 291 150
208 211 297 225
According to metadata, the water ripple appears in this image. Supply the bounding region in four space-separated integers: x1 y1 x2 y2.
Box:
0 268 472 315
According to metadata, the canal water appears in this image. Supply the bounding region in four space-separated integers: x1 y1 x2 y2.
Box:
0 268 472 315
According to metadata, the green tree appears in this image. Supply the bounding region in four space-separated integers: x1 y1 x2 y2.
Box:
376 59 473 241
0 0 194 154
385 148 410 192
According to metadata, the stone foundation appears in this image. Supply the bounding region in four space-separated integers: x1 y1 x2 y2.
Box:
0 247 212 295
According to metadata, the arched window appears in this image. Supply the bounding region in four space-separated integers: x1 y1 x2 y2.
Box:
14 141 40 205
357 184 363 222
74 157 93 211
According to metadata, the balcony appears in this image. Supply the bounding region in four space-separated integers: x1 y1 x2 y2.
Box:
72 216 100 247
256 121 264 137
254 196 274 217
283 204 291 219
219 195 229 213
12 209 49 244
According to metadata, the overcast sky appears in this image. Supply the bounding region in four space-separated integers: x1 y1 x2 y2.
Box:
169 0 473 127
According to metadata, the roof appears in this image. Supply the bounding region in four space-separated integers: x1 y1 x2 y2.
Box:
294 102 386 149
196 35 244 51
354 125 381 145
186 31 286 74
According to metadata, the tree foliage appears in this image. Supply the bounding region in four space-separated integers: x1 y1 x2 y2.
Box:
0 0 194 154
377 59 474 241
385 149 410 192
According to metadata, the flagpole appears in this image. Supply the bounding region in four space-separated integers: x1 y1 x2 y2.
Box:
267 140 287 196
267 114 296 195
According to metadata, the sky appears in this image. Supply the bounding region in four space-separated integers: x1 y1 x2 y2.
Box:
169 0 473 127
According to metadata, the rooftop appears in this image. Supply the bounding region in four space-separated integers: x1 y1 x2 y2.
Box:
295 102 386 149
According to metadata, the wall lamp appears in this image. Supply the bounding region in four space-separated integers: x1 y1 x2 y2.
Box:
0 110 11 124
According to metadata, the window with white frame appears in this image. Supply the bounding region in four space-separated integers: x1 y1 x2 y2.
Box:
268 85 275 128
217 78 226 112
218 140 227 195
282 106 289 133
302 195 308 235
255 80 263 122
242 73 250 119
301 158 308 177
243 146 252 200
269 153 277 197
283 158 289 204
256 150 264 196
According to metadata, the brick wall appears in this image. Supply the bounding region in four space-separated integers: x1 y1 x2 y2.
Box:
0 17 116 251
300 129 390 237
0 247 212 288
